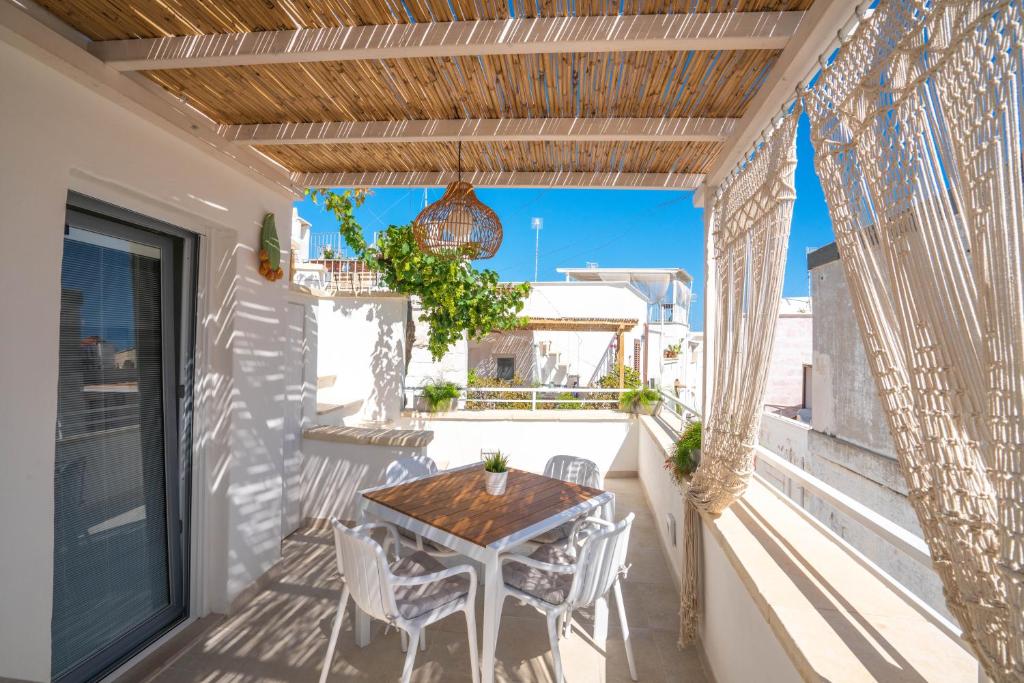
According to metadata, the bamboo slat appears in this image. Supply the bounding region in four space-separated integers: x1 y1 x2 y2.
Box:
37 0 814 40
32 0 815 178
145 50 781 125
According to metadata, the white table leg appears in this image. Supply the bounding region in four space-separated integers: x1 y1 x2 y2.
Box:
481 552 502 683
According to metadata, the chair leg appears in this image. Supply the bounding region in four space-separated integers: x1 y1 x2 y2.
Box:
613 580 637 681
401 627 421 683
420 627 427 651
561 611 573 638
400 630 408 653
546 611 565 683
465 604 480 683
319 587 349 683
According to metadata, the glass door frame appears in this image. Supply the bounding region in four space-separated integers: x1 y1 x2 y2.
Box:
56 193 197 683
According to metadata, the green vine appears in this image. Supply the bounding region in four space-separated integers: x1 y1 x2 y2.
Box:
307 189 530 360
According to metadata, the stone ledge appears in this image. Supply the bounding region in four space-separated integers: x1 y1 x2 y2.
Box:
703 479 975 683
302 424 433 448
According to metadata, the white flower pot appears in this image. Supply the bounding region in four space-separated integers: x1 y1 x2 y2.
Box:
485 470 508 496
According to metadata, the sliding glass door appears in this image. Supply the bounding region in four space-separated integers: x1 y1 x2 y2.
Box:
52 196 195 682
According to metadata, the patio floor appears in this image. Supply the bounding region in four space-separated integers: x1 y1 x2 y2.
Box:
147 479 707 682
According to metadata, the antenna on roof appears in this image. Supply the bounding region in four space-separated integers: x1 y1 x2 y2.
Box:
532 217 543 282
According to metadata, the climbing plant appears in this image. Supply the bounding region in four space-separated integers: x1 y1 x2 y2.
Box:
307 189 530 360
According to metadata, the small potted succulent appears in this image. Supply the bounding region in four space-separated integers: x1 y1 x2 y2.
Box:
482 451 510 496
421 380 460 413
619 386 663 415
666 420 702 485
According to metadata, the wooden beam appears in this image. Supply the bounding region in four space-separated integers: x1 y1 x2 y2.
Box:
700 0 857 197
90 12 806 71
296 170 703 191
225 117 738 146
0 0 298 196
617 331 625 389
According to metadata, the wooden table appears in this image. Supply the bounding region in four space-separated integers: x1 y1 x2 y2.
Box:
357 463 614 683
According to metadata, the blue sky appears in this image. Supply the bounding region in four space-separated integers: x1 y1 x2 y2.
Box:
294 112 835 331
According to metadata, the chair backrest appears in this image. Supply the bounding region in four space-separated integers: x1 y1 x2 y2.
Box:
568 513 634 608
329 518 398 622
385 455 438 485
544 455 601 489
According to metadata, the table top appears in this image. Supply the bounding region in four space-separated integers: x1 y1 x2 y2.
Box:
363 465 607 548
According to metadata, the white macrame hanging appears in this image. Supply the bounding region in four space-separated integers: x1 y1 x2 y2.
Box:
678 106 799 645
805 0 1023 679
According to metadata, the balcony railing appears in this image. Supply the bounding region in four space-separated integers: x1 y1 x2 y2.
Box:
408 385 632 411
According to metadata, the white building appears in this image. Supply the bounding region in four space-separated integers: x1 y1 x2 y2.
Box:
468 266 694 388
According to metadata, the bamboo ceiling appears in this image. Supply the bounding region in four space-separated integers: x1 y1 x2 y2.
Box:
36 0 818 187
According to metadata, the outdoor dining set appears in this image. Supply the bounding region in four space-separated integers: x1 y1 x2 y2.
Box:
319 454 638 683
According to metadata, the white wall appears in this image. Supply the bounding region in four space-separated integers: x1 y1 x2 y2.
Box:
0 39 295 680
764 313 812 408
312 295 408 425
637 417 685 586
636 417 802 683
401 412 638 475
301 437 428 522
700 519 804 683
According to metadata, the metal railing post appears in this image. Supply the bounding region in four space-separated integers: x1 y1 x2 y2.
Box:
531 389 537 410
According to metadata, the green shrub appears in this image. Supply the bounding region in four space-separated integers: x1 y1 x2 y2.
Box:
666 420 702 485
619 386 662 413
483 451 510 473
422 380 460 411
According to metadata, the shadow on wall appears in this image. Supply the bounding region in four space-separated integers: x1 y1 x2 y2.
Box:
301 443 425 521
325 296 405 423
201 234 287 610
469 331 536 382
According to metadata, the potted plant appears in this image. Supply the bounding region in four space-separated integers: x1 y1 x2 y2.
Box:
482 451 510 495
619 386 662 415
664 342 681 359
666 420 702 485
421 380 460 413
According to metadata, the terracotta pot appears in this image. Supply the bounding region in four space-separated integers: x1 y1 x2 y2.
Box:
485 470 508 495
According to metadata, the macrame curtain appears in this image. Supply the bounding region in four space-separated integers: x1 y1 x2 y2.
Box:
805 0 1023 679
678 108 800 644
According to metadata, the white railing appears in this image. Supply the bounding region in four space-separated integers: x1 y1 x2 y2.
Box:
654 390 701 432
408 386 632 411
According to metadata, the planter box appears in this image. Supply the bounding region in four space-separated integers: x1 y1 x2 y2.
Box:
416 397 457 413
621 400 662 416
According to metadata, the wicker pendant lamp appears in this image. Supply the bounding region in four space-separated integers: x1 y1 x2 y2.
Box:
413 142 503 259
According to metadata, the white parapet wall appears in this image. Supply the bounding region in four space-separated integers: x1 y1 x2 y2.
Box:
399 410 638 477
301 425 433 522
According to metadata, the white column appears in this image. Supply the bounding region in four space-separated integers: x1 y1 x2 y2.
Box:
701 186 717 420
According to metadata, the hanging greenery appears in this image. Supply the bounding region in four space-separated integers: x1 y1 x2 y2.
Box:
307 189 530 360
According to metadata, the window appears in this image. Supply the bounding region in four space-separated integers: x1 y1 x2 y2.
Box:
496 357 515 381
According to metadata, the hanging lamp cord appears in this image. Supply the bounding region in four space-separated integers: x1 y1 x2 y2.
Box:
457 140 462 183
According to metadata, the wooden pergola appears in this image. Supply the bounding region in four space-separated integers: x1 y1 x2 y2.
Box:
3 0 856 203
522 317 638 388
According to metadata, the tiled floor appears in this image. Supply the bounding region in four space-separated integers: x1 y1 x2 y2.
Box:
149 479 708 682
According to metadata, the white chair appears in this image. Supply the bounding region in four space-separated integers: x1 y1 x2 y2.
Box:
384 457 458 558
531 455 602 545
496 513 637 683
319 518 480 683
544 455 602 489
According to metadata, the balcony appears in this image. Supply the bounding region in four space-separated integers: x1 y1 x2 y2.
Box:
145 476 705 683
123 404 970 683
